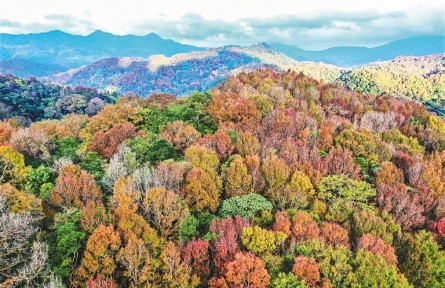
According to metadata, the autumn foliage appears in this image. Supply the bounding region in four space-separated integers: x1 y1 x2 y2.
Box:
1 69 445 287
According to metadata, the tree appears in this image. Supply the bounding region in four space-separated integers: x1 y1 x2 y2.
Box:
271 273 308 288
316 175 376 223
10 127 52 160
87 122 138 158
273 211 292 237
223 252 270 288
291 211 320 243
79 201 109 234
0 183 42 214
375 161 404 187
236 131 260 157
0 145 29 186
50 164 103 209
184 167 220 213
219 193 273 220
184 145 221 181
117 234 157 287
245 154 265 192
198 128 235 160
143 187 188 238
351 250 410 288
25 164 53 197
160 120 201 150
160 241 199 288
377 183 425 230
109 177 160 249
262 154 290 192
208 95 262 130
0 196 49 287
323 147 361 179
56 94 87 114
102 144 138 190
357 234 397 266
209 216 248 273
84 102 142 136
268 170 315 210
181 239 211 285
241 226 287 255
75 224 121 284
397 230 445 287
292 256 321 288
320 222 350 249
0 121 14 144
350 210 401 246
225 155 253 197
51 208 86 278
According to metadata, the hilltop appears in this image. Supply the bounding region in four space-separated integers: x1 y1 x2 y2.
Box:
45 44 341 96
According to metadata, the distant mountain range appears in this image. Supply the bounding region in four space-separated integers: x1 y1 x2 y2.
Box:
271 36 445 66
0 30 444 77
44 43 444 115
0 30 203 77
45 44 341 96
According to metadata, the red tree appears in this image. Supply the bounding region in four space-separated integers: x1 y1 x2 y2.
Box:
292 256 321 288
358 234 398 266
320 222 350 249
209 216 248 273
224 252 270 288
88 122 138 158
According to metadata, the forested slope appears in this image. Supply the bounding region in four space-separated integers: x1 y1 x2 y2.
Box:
0 69 444 287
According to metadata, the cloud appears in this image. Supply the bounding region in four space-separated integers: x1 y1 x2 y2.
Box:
0 19 23 28
1 6 443 49
127 8 444 49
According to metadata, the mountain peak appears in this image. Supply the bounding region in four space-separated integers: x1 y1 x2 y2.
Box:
87 30 113 37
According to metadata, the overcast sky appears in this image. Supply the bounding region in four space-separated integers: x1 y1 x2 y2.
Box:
0 0 444 49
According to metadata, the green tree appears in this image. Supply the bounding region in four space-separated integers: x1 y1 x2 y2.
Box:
219 193 273 220
351 250 411 288
397 230 445 287
316 175 376 223
25 165 53 197
51 208 86 278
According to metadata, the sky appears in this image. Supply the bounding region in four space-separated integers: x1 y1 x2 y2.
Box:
0 0 444 49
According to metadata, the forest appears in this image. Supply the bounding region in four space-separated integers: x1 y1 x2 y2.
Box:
1 68 445 287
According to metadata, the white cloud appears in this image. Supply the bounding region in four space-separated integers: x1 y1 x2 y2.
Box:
0 0 443 49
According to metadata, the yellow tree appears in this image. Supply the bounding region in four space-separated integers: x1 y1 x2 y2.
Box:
184 168 220 213
117 234 158 287
225 155 252 197
0 146 29 186
109 177 161 249
160 241 199 288
143 187 189 238
76 224 121 285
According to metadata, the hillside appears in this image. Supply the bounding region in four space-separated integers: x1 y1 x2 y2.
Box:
340 54 445 116
272 36 445 66
46 44 341 96
0 30 203 77
0 74 118 121
1 69 444 287
45 46 445 115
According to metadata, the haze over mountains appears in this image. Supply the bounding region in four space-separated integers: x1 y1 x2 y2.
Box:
0 30 203 76
0 30 444 77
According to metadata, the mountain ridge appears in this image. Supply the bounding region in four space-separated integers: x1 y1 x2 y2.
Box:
1 31 443 76
271 35 445 66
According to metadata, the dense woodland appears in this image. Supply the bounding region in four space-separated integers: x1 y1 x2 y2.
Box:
0 74 118 122
1 69 445 287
